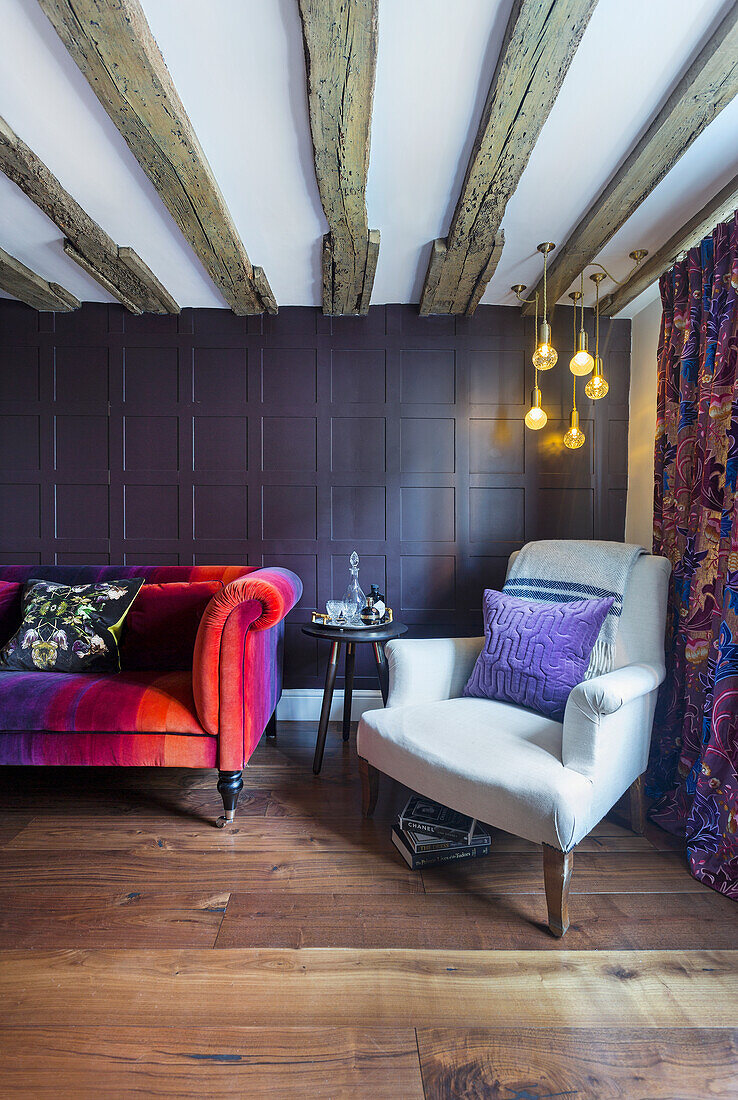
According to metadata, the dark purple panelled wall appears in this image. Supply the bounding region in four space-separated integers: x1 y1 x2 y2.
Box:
0 299 630 688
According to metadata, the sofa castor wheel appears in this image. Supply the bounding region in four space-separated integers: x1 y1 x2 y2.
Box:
216 816 228 829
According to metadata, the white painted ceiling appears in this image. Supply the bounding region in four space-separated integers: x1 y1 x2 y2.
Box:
0 0 736 317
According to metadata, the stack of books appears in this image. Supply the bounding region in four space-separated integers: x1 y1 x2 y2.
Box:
392 795 492 869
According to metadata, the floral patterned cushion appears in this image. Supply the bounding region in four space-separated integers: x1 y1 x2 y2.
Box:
0 578 144 673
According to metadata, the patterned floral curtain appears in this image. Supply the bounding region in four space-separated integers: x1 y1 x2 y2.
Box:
648 211 738 900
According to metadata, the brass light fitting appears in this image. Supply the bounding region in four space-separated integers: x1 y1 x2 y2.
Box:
512 284 549 431
585 272 609 400
532 243 558 371
525 384 547 431
586 249 648 287
569 274 594 376
564 405 585 450
564 287 586 450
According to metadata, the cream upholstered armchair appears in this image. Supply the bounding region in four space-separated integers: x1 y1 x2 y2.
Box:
357 551 670 936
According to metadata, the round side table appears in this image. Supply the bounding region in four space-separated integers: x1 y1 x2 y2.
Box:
302 620 407 774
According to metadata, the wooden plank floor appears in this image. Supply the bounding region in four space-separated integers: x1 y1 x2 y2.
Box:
0 723 736 1098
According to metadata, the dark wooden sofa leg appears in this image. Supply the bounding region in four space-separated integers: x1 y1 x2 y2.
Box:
265 711 278 739
216 770 243 828
542 843 574 937
628 774 647 835
358 757 379 818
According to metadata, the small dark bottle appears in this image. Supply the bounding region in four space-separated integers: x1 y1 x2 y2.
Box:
360 584 385 626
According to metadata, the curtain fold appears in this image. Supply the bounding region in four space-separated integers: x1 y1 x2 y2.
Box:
648 210 738 899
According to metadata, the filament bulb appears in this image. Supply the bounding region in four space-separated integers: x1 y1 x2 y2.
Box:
563 425 586 450
585 358 609 400
563 408 585 450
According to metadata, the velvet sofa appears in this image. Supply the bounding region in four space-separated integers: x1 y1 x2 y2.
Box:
0 565 302 825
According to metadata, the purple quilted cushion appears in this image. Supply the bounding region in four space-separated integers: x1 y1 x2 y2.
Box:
463 589 614 720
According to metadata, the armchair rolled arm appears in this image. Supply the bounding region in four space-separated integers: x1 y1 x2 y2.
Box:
562 661 665 779
192 568 302 764
385 636 484 709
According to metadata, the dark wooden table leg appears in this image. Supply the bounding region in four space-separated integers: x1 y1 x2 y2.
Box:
313 640 341 775
372 641 389 705
342 642 355 741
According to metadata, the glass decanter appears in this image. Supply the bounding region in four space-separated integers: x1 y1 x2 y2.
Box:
342 551 366 625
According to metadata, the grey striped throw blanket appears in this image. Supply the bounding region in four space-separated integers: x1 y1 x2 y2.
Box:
503 540 645 677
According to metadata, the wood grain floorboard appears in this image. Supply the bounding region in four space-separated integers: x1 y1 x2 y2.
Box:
0 786 271 820
0 1026 425 1100
1 948 735 1028
421 848 698 894
5 817 656 853
0 848 422 893
416 1027 738 1100
214 889 738 950
0 815 32 846
0 727 731 1095
0 889 228 948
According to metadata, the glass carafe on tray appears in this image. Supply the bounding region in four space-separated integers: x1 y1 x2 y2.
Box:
342 551 366 625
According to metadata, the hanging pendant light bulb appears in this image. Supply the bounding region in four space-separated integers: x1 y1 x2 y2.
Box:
564 367 585 450
513 284 549 432
532 323 557 370
570 335 594 375
569 273 594 376
585 272 609 400
563 408 585 450
525 385 547 430
585 357 609 400
532 243 557 370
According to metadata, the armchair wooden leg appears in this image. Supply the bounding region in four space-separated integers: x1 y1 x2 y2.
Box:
628 774 647 835
542 843 574 937
358 756 379 817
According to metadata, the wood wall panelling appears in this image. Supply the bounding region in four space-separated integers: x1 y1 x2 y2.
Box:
0 301 630 687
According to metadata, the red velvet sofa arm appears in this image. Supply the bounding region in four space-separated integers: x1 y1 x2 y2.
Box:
192 568 302 767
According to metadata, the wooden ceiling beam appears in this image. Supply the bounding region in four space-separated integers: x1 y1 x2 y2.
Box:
299 0 380 315
39 0 275 316
0 115 175 313
524 4 738 315
600 174 738 316
0 245 81 311
419 0 598 316
63 241 143 315
118 247 180 315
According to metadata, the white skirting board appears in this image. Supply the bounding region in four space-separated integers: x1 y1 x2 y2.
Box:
276 688 383 723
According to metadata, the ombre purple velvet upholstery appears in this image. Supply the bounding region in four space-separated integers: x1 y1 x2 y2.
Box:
0 564 302 773
0 581 22 647
120 581 223 670
0 669 204 734
0 566 257 587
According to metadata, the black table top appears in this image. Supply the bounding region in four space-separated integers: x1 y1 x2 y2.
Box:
302 621 407 644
